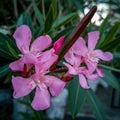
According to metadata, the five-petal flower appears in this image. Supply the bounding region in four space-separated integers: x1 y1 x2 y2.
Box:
9 25 52 73
71 31 113 77
12 54 65 110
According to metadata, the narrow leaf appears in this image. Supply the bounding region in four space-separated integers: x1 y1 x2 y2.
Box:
6 41 19 59
0 64 10 79
53 26 74 41
99 64 120 73
68 76 87 118
87 89 106 120
52 12 77 29
45 0 57 33
113 52 120 58
100 22 120 47
16 12 34 34
99 36 120 51
0 47 14 59
32 0 44 33
73 0 84 14
0 33 19 60
99 15 110 38
102 69 120 90
4 71 12 83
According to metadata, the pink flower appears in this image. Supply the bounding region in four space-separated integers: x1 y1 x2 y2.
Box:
9 25 52 73
63 49 98 89
72 31 113 77
10 25 66 110
12 50 66 110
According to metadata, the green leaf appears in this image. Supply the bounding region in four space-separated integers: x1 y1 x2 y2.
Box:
113 52 120 58
102 69 120 90
87 89 106 120
97 15 110 47
99 22 120 48
68 76 87 118
99 64 120 73
4 71 12 83
16 12 34 34
52 12 77 29
19 112 32 120
32 0 44 33
0 64 10 79
73 0 84 14
53 26 74 41
66 0 73 9
6 41 19 59
0 47 13 59
99 36 120 51
45 0 57 33
0 33 19 60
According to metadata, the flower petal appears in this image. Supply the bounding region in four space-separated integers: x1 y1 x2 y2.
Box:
64 49 82 67
88 31 99 50
84 58 97 73
84 70 98 82
53 36 65 54
13 25 32 53
72 37 88 56
96 67 104 77
44 75 66 96
9 59 24 71
31 87 50 110
23 53 37 64
30 35 52 53
63 62 77 75
64 49 76 65
12 76 35 98
37 49 57 64
78 74 90 89
36 50 58 73
94 49 113 61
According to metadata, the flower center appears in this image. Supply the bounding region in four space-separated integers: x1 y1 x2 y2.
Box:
87 51 99 63
22 64 35 78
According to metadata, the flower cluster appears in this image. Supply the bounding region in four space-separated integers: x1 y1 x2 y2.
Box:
9 25 66 110
10 25 113 110
63 31 113 88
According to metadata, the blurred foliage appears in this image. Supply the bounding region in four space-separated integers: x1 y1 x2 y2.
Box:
0 0 120 120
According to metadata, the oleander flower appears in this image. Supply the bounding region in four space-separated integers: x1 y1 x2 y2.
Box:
71 31 113 77
9 25 52 74
12 53 65 110
63 49 98 88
